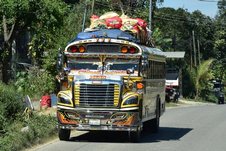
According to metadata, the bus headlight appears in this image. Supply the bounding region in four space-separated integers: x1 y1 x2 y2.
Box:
58 97 71 104
122 96 138 106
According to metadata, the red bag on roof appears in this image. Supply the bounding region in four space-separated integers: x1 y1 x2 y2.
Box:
106 16 122 29
91 15 99 21
132 25 140 33
136 18 147 28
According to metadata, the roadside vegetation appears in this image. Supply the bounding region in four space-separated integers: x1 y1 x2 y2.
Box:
0 82 57 151
0 0 225 150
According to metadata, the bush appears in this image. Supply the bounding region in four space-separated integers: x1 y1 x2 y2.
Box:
0 114 57 151
182 67 196 98
27 114 57 140
206 93 218 103
0 83 24 131
15 67 56 99
0 82 57 151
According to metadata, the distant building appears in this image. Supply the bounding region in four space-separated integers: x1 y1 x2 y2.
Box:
164 51 185 97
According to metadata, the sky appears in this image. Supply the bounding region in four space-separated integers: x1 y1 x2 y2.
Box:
157 0 219 18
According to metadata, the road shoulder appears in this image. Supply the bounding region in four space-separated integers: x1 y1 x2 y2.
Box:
166 98 215 109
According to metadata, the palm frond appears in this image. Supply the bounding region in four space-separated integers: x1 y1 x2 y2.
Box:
195 59 214 97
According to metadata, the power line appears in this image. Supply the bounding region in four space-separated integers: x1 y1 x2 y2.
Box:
155 14 197 22
78 1 225 28
156 13 190 20
155 15 215 25
154 15 212 25
199 0 219 2
156 10 214 20
153 16 196 24
153 16 226 29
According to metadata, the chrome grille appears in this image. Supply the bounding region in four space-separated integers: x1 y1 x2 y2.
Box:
75 84 120 107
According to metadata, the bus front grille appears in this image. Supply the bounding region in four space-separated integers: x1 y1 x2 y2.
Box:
74 84 120 107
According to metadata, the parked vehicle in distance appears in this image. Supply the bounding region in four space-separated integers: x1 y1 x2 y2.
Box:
165 86 175 102
217 92 225 104
212 79 225 104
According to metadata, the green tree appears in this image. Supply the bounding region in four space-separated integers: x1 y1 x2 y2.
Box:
154 7 191 52
190 11 215 61
41 3 84 73
153 6 217 98
0 0 67 83
213 0 226 83
151 27 172 49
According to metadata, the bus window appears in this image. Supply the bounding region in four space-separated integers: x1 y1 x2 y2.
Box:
105 58 139 71
109 63 138 71
67 57 100 70
67 62 99 70
148 60 165 79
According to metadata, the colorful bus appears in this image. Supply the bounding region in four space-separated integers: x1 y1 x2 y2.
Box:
56 29 166 142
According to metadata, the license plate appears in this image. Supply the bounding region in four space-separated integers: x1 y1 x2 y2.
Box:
89 119 101 125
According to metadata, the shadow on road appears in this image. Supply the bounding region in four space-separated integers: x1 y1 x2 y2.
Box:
141 127 193 143
69 127 193 143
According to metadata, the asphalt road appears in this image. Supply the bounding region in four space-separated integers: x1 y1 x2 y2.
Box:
32 104 226 151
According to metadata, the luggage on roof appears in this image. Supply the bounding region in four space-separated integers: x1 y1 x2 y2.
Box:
70 29 139 43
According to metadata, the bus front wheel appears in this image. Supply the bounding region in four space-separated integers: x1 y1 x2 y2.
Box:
128 128 141 142
59 128 71 141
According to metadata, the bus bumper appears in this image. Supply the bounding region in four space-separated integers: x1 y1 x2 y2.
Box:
57 108 141 131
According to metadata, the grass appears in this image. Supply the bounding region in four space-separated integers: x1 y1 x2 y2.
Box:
0 113 58 151
165 102 180 107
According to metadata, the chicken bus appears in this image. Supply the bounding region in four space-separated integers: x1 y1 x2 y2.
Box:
56 29 166 142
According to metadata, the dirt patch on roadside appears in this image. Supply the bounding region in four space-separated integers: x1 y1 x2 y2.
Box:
167 98 215 108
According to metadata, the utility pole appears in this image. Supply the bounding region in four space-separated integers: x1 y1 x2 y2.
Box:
197 39 201 66
192 30 197 67
91 0 95 15
149 0 152 30
190 37 193 70
82 2 87 32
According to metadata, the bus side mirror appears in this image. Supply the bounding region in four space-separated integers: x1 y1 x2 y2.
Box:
63 67 71 74
57 49 63 71
127 68 134 74
57 60 62 71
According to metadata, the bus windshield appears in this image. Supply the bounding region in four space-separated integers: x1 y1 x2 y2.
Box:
67 57 139 71
68 63 99 70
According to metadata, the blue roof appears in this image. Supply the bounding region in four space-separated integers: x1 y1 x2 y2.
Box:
69 29 139 43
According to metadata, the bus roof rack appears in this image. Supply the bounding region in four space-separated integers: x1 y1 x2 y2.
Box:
69 29 139 43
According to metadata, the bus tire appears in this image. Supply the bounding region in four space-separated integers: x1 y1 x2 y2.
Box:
128 129 141 143
143 118 160 133
143 120 151 133
59 128 71 141
151 99 160 133
143 99 160 133
150 115 160 133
